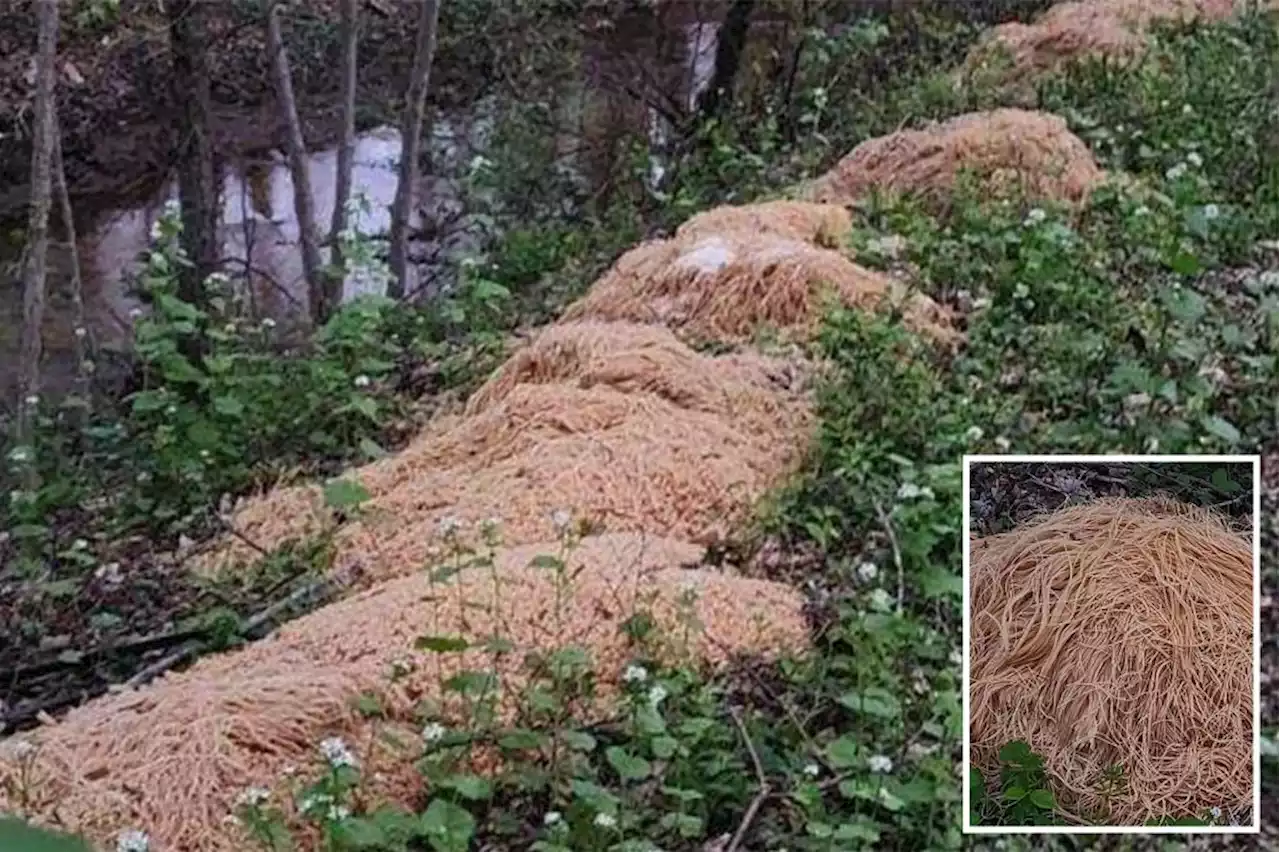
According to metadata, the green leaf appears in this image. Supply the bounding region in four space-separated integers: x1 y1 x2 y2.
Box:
418 799 475 852
1004 785 1028 802
998 740 1033 763
833 820 881 843
1201 415 1241 444
345 394 380 422
561 730 596 752
415 635 470 653
651 735 679 759
498 729 547 751
439 774 492 801
838 687 900 718
606 746 652 781
352 693 384 718
0 818 93 852
825 734 861 769
212 395 245 417
1211 468 1241 493
323 477 370 509
1167 250 1201 276
358 438 387 460
1029 788 1056 809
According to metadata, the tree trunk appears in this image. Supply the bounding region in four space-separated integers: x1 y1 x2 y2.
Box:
53 118 91 413
266 1 326 324
695 0 756 121
387 0 442 301
166 0 217 374
15 0 59 456
327 0 360 314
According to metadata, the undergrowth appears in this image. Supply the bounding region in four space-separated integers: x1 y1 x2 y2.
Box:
2 5 1277 852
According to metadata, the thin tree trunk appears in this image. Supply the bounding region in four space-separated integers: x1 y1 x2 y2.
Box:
15 0 59 458
387 0 442 301
695 0 756 121
167 0 217 369
53 118 91 412
327 0 360 314
266 1 326 325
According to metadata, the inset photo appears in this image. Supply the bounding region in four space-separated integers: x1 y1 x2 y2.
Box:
963 455 1261 834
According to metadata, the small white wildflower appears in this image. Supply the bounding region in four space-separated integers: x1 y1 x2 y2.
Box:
1186 151 1203 168
803 762 820 777
438 516 462 537
236 786 270 808
422 722 447 743
129 307 144 319
300 792 332 813
897 482 923 500
23 394 38 407
544 811 562 826
353 374 371 388
1202 203 1220 220
149 219 164 241
319 736 356 768
994 436 1011 452
1165 162 1187 181
261 317 277 329
72 538 88 550
1144 436 1160 453
1023 208 1047 226
593 812 617 829
1210 806 1222 820
327 804 351 822
949 648 963 667
868 754 894 774
7 445 33 465
223 322 237 334
868 588 894 612
73 326 87 339
390 657 415 677
964 425 984 442
622 664 648 684
116 830 150 852
551 509 572 535
1182 103 1193 115
647 684 668 706
95 562 123 587
856 562 878 582
1133 205 1151 217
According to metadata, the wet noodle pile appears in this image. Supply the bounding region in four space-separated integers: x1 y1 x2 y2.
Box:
969 498 1253 824
0 534 808 851
804 109 1105 211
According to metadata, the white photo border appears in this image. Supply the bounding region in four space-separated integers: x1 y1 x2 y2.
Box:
961 454 1263 835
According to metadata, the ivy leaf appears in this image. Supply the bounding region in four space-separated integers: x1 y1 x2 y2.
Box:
1030 788 1056 809
606 746 652 781
418 799 475 852
825 734 861 769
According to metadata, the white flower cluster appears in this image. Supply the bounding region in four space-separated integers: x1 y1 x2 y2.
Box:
116 830 150 852
319 736 356 768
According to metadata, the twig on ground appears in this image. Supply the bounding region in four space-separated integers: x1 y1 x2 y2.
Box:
727 706 770 852
123 560 363 689
873 500 905 613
